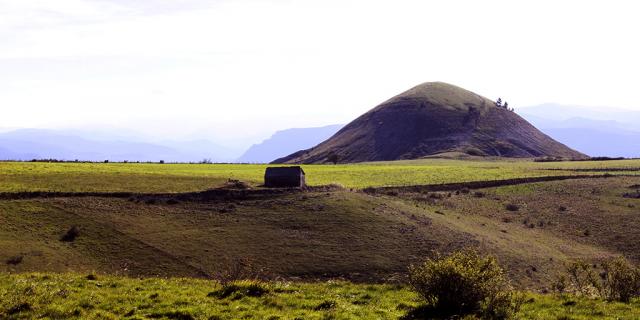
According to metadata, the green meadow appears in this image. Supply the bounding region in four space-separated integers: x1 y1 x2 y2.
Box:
2 273 640 320
2 159 640 319
1 159 639 192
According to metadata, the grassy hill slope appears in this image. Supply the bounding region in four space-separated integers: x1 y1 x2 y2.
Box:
274 82 585 164
3 176 639 290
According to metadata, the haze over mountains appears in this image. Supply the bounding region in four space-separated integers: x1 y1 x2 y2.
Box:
0 129 237 162
519 104 640 158
2 100 639 163
237 125 343 163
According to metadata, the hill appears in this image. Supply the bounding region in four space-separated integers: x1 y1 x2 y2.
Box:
273 82 586 164
237 124 343 163
3 175 640 289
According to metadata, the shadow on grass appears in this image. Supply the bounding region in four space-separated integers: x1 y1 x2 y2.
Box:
207 282 269 300
400 304 465 320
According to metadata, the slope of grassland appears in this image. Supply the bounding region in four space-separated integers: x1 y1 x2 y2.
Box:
0 191 467 281
2 159 640 319
3 176 640 290
1 159 639 192
2 273 640 320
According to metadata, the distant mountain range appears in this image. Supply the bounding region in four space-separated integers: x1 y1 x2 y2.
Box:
518 103 640 130
2 103 639 162
236 125 344 163
0 129 237 162
519 104 640 158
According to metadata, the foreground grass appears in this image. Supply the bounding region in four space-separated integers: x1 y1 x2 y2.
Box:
1 159 639 192
1 273 415 319
2 273 640 319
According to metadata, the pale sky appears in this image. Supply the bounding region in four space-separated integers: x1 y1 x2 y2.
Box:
1 0 639 145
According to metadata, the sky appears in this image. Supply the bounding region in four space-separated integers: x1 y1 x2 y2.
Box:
1 0 639 147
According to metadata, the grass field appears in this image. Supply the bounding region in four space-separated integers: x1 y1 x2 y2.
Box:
3 176 639 289
2 273 640 320
2 159 640 319
1 159 639 192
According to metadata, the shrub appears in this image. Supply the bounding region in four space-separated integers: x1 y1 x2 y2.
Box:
561 257 640 302
223 179 251 190
623 191 640 199
565 260 600 297
207 280 269 300
552 275 568 294
505 204 520 212
408 251 521 319
214 257 269 285
599 257 640 302
429 192 445 199
327 152 340 164
60 226 80 242
362 187 377 194
148 310 194 320
314 300 337 310
5 255 23 265
6 302 31 315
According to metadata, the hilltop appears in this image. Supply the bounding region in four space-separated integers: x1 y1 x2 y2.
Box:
273 82 585 164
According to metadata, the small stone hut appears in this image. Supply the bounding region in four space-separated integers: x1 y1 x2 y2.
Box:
264 166 306 188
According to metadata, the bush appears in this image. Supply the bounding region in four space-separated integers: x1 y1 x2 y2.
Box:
214 257 269 285
60 226 80 242
561 257 640 302
408 251 521 319
223 179 251 190
600 257 640 302
623 191 640 199
5 255 23 265
207 280 269 300
505 204 520 212
166 199 180 205
6 302 31 315
314 300 337 311
148 310 194 320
